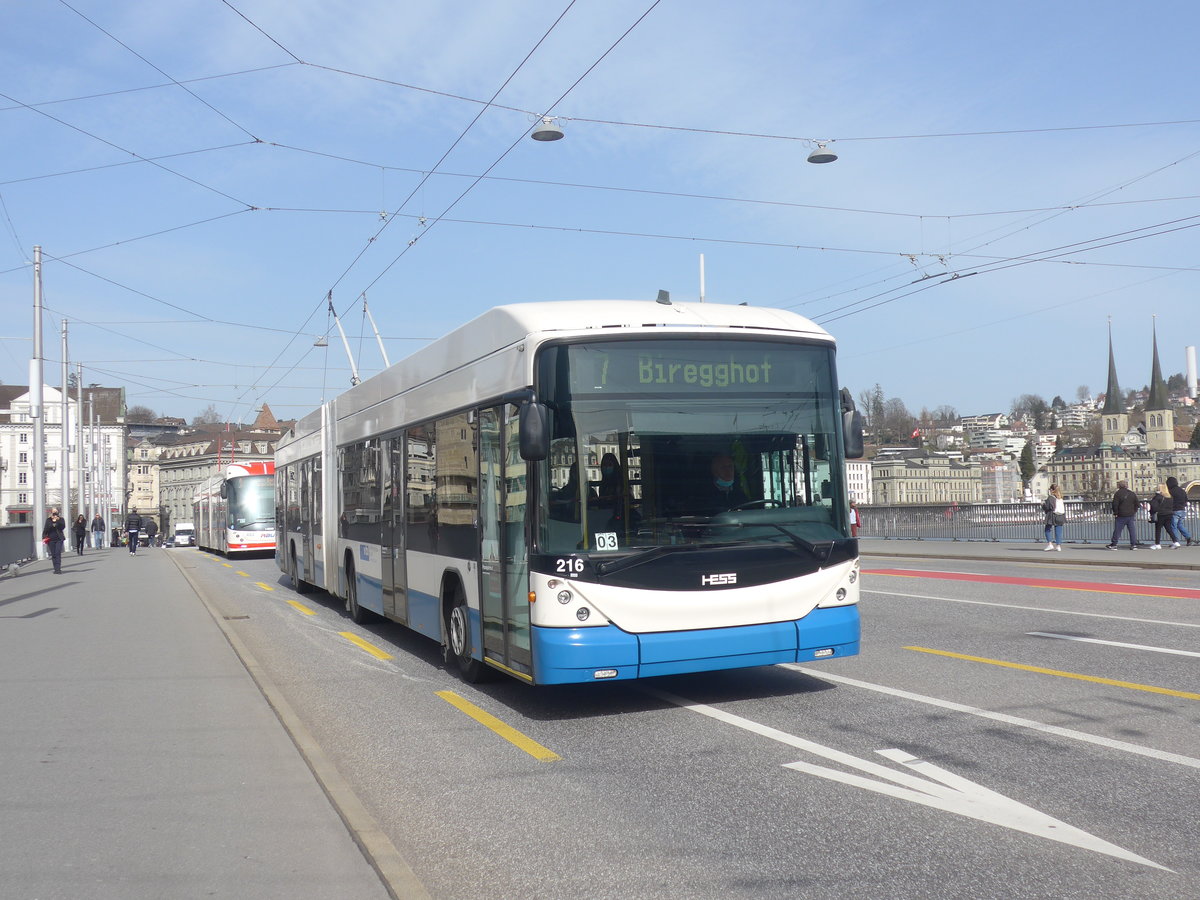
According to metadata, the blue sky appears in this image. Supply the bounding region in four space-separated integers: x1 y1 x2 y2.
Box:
2 0 1197 424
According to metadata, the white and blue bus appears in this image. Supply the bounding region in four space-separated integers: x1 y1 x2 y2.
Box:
275 300 864 685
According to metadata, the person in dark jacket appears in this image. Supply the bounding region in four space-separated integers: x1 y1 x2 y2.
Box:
144 519 158 547
71 514 88 555
124 511 143 556
1106 480 1139 550
1166 476 1194 546
42 508 67 574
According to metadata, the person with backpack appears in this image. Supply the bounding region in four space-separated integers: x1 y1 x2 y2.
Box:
124 511 143 556
1166 476 1195 546
144 519 158 548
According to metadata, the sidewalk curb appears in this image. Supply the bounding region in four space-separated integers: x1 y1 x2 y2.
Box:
167 551 433 900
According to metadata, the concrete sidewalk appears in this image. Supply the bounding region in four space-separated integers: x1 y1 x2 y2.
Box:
859 537 1200 571
0 545 397 900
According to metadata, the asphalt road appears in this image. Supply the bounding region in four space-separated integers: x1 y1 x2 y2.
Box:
178 549 1200 899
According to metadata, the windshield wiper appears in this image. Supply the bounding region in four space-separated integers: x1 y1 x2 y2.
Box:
593 543 702 577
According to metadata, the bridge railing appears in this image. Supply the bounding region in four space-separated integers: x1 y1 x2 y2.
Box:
857 501 1198 544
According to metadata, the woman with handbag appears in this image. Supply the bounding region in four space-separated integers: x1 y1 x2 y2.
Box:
1042 485 1066 551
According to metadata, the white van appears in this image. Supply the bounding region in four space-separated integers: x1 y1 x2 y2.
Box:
169 522 195 548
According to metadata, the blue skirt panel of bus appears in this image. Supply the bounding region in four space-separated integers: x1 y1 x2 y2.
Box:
531 605 860 684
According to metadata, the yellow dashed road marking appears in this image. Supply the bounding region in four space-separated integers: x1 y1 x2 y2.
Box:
339 632 393 660
437 690 561 762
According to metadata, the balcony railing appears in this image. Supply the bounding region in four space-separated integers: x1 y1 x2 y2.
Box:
858 501 1198 544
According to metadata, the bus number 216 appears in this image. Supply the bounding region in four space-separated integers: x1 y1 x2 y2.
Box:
555 557 585 576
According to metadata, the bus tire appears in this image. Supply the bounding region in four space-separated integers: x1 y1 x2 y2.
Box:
445 585 488 683
345 556 368 624
291 544 312 594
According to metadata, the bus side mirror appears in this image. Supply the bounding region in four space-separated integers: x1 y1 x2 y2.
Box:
843 411 864 459
219 481 228 499
519 401 549 461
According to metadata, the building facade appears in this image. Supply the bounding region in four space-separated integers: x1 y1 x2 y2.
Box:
0 384 126 527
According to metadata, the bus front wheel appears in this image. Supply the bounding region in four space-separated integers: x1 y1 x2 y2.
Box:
446 590 486 683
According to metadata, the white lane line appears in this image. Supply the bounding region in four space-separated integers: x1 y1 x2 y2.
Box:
784 665 1200 771
863 589 1200 628
647 686 1168 870
1026 632 1200 658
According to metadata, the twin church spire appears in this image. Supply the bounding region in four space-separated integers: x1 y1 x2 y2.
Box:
1101 318 1174 450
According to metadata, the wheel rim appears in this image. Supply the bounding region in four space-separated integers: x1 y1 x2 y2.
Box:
448 604 468 659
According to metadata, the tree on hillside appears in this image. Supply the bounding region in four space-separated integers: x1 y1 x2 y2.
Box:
126 405 157 423
1012 394 1050 428
1076 385 1090 403
932 404 958 425
192 404 223 425
856 384 885 434
1191 422 1200 449
1167 372 1186 392
1051 395 1066 409
879 397 916 444
1019 441 1037 486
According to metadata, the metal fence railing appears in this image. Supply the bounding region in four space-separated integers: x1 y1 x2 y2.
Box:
858 501 1199 545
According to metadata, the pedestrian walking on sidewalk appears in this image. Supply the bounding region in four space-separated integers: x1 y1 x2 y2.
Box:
1149 484 1179 549
42 508 67 574
1166 476 1195 546
90 513 105 549
124 511 143 556
144 519 158 548
1107 480 1140 550
1042 484 1066 551
71 514 87 555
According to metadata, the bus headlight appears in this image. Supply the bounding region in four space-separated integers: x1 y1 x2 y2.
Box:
836 588 847 602
576 607 590 621
848 566 858 584
557 590 573 604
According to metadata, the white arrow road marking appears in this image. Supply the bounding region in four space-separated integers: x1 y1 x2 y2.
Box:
647 688 1169 872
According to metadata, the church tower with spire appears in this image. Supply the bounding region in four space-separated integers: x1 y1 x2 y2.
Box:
1100 325 1127 447
1144 318 1175 451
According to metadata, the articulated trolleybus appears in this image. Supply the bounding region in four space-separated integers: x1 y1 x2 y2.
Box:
276 300 864 685
194 460 277 555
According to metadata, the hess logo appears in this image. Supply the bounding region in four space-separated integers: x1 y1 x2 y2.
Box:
701 573 737 586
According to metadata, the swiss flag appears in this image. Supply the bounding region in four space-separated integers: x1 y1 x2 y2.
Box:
911 427 921 439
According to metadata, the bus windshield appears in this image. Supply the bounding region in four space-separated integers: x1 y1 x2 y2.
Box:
226 474 276 530
536 338 849 556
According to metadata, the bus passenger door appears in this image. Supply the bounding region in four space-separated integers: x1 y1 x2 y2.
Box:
382 435 407 623
478 405 532 675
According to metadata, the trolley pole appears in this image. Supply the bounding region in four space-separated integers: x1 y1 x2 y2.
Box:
31 246 46 556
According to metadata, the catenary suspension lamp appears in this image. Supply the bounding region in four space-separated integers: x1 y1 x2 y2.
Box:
807 142 838 164
531 116 565 141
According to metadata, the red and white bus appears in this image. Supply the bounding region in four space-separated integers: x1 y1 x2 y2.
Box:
194 461 276 555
